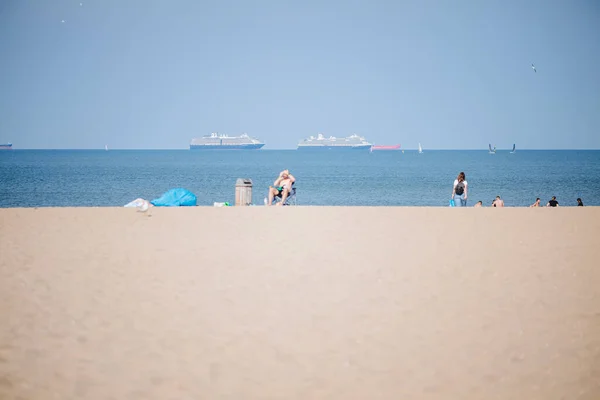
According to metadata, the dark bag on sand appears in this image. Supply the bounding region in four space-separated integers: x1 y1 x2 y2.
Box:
455 182 465 195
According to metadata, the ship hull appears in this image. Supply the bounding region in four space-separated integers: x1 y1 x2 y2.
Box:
190 144 265 150
297 145 372 151
371 145 401 151
0 144 12 150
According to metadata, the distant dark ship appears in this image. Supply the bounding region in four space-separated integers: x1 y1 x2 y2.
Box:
0 143 12 150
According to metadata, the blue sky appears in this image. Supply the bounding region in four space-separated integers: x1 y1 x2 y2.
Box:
1 0 599 149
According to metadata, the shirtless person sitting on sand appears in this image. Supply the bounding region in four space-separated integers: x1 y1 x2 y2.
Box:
267 169 295 206
492 196 504 207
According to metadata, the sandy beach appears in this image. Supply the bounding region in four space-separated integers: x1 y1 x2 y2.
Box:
1 206 600 399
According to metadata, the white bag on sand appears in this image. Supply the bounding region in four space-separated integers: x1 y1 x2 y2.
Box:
124 199 146 208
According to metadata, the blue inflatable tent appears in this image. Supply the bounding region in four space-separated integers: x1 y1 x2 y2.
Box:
150 188 197 207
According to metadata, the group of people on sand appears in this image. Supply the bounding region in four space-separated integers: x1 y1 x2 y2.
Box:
451 172 585 208
267 169 588 207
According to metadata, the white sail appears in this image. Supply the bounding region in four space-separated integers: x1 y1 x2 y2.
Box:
418 143 423 153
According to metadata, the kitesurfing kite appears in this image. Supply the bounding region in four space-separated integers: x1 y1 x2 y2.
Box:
531 63 537 73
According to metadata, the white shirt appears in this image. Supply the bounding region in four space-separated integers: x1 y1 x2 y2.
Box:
454 179 468 190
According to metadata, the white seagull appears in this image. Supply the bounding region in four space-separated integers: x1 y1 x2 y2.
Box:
531 63 537 73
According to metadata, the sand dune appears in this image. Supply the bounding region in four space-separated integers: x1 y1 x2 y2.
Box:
1 207 600 399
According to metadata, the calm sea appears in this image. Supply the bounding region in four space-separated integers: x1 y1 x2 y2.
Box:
1 150 599 207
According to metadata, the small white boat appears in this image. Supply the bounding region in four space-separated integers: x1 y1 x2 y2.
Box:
418 143 423 154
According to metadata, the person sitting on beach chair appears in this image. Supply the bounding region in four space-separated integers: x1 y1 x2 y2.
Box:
274 181 297 206
267 169 295 206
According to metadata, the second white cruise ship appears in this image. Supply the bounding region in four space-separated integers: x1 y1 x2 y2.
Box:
190 133 265 150
297 133 372 151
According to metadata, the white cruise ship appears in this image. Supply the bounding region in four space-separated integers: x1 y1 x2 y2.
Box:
297 134 372 151
190 133 265 150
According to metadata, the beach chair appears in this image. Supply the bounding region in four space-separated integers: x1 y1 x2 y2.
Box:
273 183 297 206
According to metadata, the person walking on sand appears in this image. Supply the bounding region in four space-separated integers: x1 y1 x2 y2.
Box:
492 195 504 207
451 172 468 207
530 198 541 207
547 196 559 207
577 198 584 206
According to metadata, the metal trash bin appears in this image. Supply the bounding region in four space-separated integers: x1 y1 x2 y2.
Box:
235 178 253 206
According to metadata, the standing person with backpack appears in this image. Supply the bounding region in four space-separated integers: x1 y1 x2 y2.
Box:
452 172 468 207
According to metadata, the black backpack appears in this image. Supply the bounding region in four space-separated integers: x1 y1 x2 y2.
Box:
455 181 465 195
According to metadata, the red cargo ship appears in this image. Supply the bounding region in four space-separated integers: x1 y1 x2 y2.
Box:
370 144 401 151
